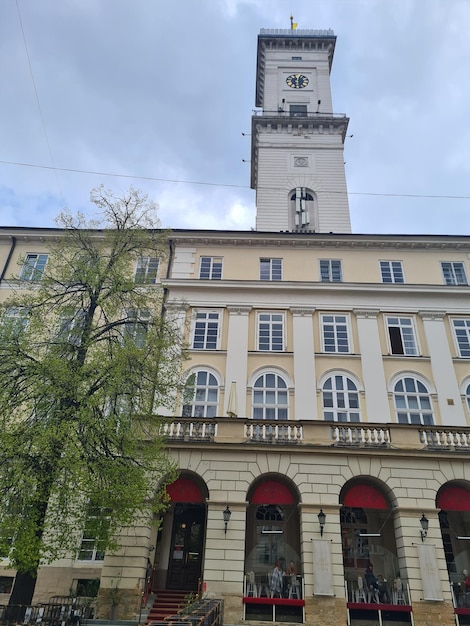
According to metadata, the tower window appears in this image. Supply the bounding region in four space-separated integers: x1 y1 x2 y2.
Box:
290 187 313 229
291 56 302 61
290 104 307 117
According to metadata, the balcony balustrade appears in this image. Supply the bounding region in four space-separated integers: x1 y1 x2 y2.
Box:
160 418 470 454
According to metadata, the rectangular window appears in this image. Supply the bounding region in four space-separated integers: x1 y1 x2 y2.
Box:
57 310 86 346
321 314 350 353
380 261 404 284
77 509 108 562
199 256 223 280
4 307 29 333
125 309 150 348
319 259 342 282
452 319 470 357
20 253 48 281
260 258 282 281
386 316 418 356
441 261 468 285
290 104 308 117
193 311 220 350
258 313 284 351
135 256 159 284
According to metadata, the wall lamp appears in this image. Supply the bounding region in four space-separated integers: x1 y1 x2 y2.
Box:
223 506 232 535
318 509 326 537
420 513 429 542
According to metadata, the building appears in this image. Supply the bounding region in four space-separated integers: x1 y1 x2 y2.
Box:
1 25 470 626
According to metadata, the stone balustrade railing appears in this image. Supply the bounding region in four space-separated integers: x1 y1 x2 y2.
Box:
419 428 470 450
161 417 470 453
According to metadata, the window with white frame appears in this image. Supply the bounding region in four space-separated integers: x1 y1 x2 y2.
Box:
260 258 282 281
441 262 468 285
199 256 223 280
393 377 433 425
192 311 220 350
19 253 48 281
135 256 159 284
252 373 288 420
77 508 109 562
322 374 360 422
3 307 29 334
124 309 150 348
57 309 86 347
319 259 342 282
290 187 314 228
386 316 418 356
452 319 470 357
258 313 284 351
321 314 350 353
380 261 404 284
465 382 470 415
182 370 219 418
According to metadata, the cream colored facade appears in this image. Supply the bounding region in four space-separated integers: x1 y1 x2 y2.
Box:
1 25 470 626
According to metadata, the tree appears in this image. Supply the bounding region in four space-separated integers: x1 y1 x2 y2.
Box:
0 187 184 605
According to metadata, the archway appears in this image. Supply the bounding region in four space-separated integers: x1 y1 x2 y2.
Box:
245 478 300 574
154 474 208 592
437 482 470 604
340 480 403 606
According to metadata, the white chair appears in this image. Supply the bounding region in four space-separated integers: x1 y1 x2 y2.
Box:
288 574 301 599
356 576 367 602
246 571 258 597
392 577 405 604
258 574 270 598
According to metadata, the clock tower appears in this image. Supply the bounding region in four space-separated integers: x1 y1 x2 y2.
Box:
251 28 351 233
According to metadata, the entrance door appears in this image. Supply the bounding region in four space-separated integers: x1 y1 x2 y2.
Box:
167 504 205 590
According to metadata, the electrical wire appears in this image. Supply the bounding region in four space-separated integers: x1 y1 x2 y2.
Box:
1 159 470 202
15 0 65 206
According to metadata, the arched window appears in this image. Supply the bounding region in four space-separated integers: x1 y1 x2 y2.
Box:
253 373 288 420
182 370 219 418
289 187 315 229
465 382 470 414
393 376 433 425
322 374 360 422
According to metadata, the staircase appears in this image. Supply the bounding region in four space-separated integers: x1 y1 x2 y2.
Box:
146 590 188 623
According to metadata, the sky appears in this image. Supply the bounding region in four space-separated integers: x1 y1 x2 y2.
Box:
1 0 470 235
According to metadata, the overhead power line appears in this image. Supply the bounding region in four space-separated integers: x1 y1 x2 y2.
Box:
15 0 65 206
1 158 470 201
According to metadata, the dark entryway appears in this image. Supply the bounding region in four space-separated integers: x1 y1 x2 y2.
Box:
167 503 205 591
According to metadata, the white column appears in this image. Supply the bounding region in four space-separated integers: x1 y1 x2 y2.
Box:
291 307 316 420
419 311 466 426
225 306 251 418
354 309 390 422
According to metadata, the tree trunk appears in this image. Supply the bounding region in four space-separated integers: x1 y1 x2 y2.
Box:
7 571 37 617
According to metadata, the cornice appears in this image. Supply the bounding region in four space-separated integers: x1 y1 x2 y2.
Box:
163 278 470 299
3 227 470 253
290 306 316 316
418 310 446 321
354 309 380 319
227 305 252 315
168 230 470 252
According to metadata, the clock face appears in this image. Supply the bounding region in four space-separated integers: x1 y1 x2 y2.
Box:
286 73 309 89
